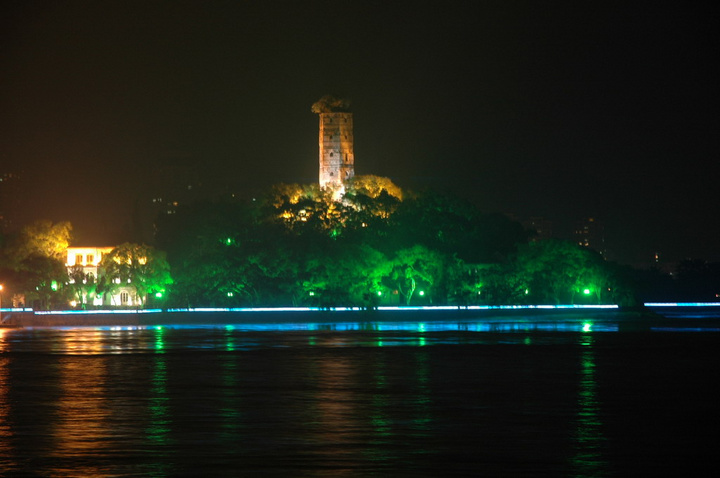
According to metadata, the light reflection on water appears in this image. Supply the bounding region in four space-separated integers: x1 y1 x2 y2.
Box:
3 319 624 355
571 333 609 477
1 315 719 476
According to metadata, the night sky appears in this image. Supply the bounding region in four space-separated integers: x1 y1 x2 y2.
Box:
2 1 717 264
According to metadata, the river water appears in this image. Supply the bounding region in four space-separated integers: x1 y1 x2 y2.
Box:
1 311 719 476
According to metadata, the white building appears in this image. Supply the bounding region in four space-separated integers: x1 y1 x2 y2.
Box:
65 246 142 308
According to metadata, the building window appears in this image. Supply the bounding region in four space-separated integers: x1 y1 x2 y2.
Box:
86 254 94 264
75 254 83 265
120 292 129 304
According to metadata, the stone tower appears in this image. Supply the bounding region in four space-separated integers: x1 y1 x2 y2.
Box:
318 112 354 190
313 95 354 191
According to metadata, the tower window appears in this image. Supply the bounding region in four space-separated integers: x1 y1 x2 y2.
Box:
330 152 333 157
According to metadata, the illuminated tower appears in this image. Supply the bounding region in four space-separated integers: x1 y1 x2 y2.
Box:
313 95 354 191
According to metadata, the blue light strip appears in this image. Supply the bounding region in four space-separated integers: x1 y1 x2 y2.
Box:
15 304 621 315
644 302 720 307
35 309 164 315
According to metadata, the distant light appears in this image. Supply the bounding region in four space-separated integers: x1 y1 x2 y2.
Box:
309 291 315 296
377 291 382 296
155 292 163 298
227 292 234 297
419 290 425 296
583 288 591 295
582 322 592 332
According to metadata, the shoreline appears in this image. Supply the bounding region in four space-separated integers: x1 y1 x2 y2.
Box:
0 305 667 327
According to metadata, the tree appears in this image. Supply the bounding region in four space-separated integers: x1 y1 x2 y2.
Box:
14 220 73 263
10 254 68 310
67 264 97 309
0 220 72 309
344 175 403 201
388 245 447 305
497 239 624 305
99 243 172 307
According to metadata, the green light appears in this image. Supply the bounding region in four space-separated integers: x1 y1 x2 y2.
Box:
525 288 529 295
309 291 315 296
418 290 425 296
225 238 232 245
377 290 382 296
582 322 592 332
154 326 165 352
155 292 163 298
583 288 591 295
51 281 58 291
227 292 234 297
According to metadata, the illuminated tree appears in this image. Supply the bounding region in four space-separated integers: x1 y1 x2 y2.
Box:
311 94 351 113
9 254 68 310
499 239 619 305
99 243 172 307
345 175 403 201
299 241 391 308
0 220 72 309
67 264 97 309
14 220 73 262
388 245 447 305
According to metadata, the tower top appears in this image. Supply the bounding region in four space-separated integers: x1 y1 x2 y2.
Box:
311 95 351 114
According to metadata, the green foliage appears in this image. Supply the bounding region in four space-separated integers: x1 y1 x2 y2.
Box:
99 243 172 307
0 220 73 309
482 239 632 305
67 264 97 309
154 180 634 307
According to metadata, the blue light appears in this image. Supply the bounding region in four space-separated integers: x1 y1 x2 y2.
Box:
645 302 720 307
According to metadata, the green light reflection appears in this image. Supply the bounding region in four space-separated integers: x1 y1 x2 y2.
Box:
571 333 609 476
225 325 235 351
412 350 432 432
146 356 171 449
154 326 165 353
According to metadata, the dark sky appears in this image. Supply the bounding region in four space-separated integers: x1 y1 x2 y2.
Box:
2 1 717 264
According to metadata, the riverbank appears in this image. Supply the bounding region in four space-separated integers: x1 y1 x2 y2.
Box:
0 304 663 328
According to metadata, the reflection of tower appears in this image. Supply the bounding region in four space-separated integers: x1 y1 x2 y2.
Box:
318 112 354 190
